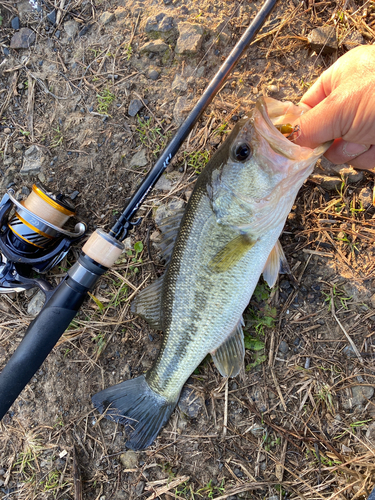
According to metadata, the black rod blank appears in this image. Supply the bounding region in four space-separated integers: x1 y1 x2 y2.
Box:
110 0 278 240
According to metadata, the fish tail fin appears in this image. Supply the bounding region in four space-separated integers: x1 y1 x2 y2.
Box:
92 375 177 450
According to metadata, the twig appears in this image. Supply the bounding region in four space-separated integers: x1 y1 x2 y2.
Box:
223 378 228 437
333 312 364 363
27 74 36 142
147 475 189 500
270 367 287 411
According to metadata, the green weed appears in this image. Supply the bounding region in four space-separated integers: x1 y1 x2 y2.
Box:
214 122 228 135
136 117 169 156
124 44 132 60
183 150 210 174
197 479 225 499
125 241 144 274
51 126 63 148
42 469 68 498
96 88 116 115
93 332 106 356
322 283 352 311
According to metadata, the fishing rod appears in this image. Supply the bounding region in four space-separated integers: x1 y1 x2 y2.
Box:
0 0 278 420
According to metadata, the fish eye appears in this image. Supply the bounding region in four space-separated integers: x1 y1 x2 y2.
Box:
233 142 252 162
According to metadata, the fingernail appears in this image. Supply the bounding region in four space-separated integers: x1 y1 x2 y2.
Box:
342 142 370 157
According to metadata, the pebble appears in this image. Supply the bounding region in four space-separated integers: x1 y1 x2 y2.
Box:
175 22 204 55
11 17 20 30
27 290 46 316
130 149 148 168
119 450 138 469
358 186 373 208
140 39 169 54
155 174 173 191
309 174 342 191
99 11 115 25
343 30 365 50
278 340 289 354
178 385 202 418
4 128 11 134
128 99 144 117
10 28 36 49
342 345 357 359
148 69 160 81
173 96 191 125
20 144 43 175
145 13 177 41
172 73 188 92
134 481 145 496
308 26 337 54
70 191 79 200
47 10 56 25
114 7 127 20
64 20 79 38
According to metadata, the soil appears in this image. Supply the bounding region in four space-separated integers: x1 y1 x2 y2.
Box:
1 0 375 499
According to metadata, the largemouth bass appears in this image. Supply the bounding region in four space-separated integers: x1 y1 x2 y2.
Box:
92 97 329 450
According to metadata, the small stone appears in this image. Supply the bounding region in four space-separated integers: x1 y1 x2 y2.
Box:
175 22 204 55
140 40 169 54
343 345 357 358
148 69 160 81
145 13 177 41
128 99 144 117
27 290 46 316
130 149 148 168
267 85 278 92
114 7 127 20
267 496 279 500
4 128 11 134
172 73 188 92
70 190 79 200
366 422 375 444
178 385 202 418
155 175 173 191
308 26 337 54
173 96 192 125
47 10 56 25
358 186 373 208
309 174 342 191
10 28 36 49
99 11 115 25
278 340 289 354
120 450 138 469
330 165 364 183
13 141 24 150
134 482 145 496
11 17 20 30
343 30 365 50
20 145 43 175
64 20 79 38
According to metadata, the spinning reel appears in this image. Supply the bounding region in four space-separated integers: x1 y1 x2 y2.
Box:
0 183 86 294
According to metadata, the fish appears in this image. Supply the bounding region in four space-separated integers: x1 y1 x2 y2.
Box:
92 97 330 450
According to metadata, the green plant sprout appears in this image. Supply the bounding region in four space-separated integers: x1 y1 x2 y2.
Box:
96 88 115 115
196 479 225 499
51 126 63 148
183 150 210 174
322 283 352 311
136 117 169 156
124 44 132 60
125 241 144 273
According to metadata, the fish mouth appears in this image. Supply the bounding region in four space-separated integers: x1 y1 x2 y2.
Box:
253 97 331 163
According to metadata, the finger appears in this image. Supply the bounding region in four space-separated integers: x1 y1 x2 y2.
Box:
324 139 375 171
300 74 330 108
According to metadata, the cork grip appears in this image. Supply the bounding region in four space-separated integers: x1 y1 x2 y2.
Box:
82 229 124 268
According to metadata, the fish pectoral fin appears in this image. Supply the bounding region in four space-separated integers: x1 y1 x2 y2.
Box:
157 209 186 263
208 234 256 272
131 274 164 330
211 318 245 378
262 239 290 288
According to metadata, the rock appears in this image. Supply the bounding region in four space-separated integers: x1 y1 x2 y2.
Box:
64 20 79 38
172 73 188 92
308 26 337 54
47 10 56 25
178 386 202 418
343 345 357 359
20 145 43 175
278 340 289 354
130 149 148 168
366 422 375 444
267 496 279 500
10 28 36 49
128 99 144 117
140 40 169 54
331 166 364 184
148 69 160 81
99 11 115 25
134 481 145 496
173 96 192 125
343 30 364 50
175 22 204 55
358 186 373 208
155 199 185 226
155 175 173 191
309 174 341 191
145 13 177 41
3 128 11 134
350 385 374 407
343 281 371 303
246 423 265 438
114 7 127 20
120 450 138 469
27 290 46 316
11 17 20 30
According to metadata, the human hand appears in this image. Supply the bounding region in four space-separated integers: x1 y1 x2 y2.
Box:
295 45 375 171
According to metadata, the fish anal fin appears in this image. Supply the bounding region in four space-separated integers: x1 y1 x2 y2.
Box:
211 318 245 377
130 275 164 330
208 234 256 272
262 240 290 288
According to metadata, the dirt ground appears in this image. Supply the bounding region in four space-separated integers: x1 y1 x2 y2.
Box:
1 0 375 498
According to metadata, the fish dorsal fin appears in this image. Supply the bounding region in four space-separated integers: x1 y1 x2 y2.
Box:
211 318 245 377
208 234 256 272
262 240 290 288
157 209 185 263
130 274 164 330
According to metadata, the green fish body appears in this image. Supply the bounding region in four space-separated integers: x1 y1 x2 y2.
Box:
92 97 329 450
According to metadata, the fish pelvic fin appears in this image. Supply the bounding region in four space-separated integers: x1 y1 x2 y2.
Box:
211 317 245 377
131 274 164 330
157 209 185 263
262 240 290 288
208 234 256 273
92 375 177 450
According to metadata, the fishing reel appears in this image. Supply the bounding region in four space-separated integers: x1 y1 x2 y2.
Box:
0 183 86 293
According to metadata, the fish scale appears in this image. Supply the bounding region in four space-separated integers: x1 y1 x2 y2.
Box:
92 97 330 450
